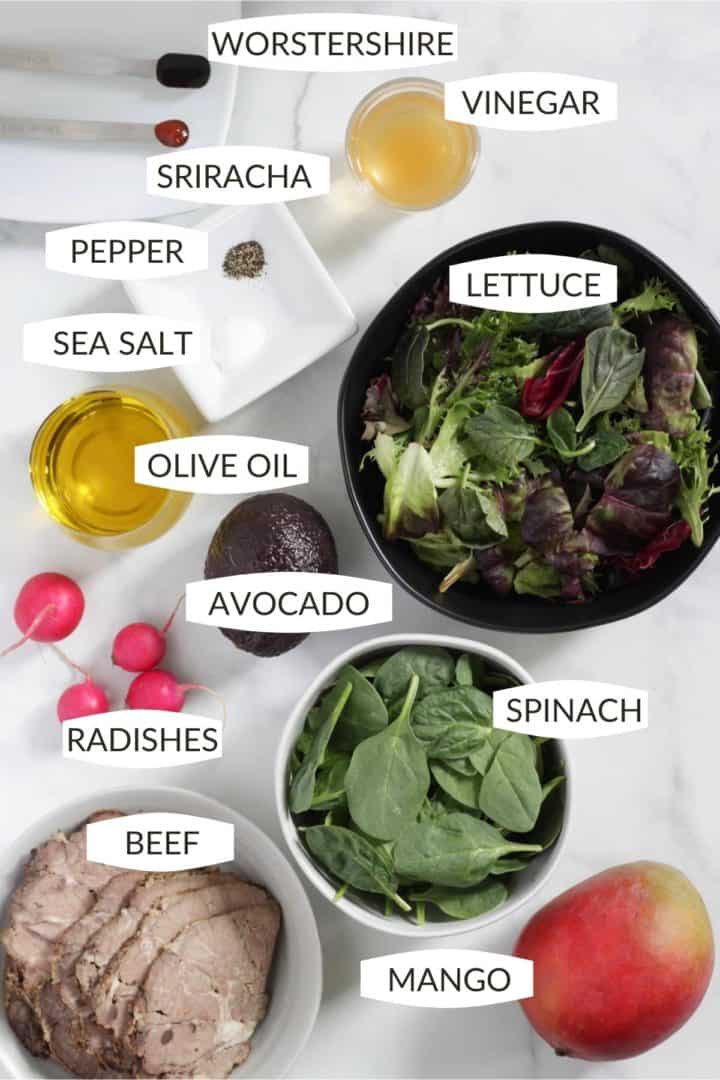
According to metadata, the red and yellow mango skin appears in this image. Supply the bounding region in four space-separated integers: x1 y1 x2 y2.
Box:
514 861 714 1061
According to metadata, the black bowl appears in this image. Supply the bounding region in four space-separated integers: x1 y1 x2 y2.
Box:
338 221 720 633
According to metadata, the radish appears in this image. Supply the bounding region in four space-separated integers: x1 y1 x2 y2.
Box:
125 669 225 720
2 573 84 656
112 596 183 673
57 679 109 722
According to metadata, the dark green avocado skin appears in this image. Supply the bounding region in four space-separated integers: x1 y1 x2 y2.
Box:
204 493 338 657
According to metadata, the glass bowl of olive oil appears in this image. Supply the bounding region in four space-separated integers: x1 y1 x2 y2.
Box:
30 386 192 548
346 77 479 211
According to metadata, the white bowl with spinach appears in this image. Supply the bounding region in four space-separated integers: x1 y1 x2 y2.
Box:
275 634 570 937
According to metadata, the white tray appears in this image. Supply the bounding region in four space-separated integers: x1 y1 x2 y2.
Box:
0 1 240 223
124 205 357 421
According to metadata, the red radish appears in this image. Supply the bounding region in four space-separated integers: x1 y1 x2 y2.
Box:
125 669 225 720
3 573 84 656
111 596 183 673
57 679 109 722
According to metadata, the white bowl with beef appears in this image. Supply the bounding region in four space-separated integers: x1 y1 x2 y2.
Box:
0 786 321 1079
276 633 571 938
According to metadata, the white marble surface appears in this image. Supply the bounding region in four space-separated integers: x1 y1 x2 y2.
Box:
1 2 718 1078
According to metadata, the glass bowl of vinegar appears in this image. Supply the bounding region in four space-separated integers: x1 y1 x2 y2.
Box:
29 386 192 549
346 77 479 211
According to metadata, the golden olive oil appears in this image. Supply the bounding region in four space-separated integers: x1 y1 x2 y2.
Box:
347 79 478 210
30 387 191 543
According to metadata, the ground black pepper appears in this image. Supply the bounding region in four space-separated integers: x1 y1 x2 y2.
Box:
222 241 266 280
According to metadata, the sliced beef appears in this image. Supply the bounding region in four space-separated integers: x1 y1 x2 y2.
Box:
54 871 146 1012
36 871 145 1078
75 869 221 997
36 977 126 1079
2 811 124 1060
131 901 281 1078
3 812 282 1080
92 878 268 1053
2 811 123 996
4 960 48 1059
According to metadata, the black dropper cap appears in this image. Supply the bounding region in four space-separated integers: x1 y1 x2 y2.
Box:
156 53 211 89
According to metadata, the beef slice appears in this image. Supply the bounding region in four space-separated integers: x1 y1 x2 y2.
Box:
132 900 281 1078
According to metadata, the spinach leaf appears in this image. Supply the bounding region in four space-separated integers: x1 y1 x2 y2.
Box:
540 774 565 803
577 428 628 471
469 728 512 776
439 484 507 544
468 741 495 775
332 665 389 751
489 856 532 875
523 773 566 850
409 880 508 920
577 327 645 432
412 686 493 760
289 681 353 813
466 404 539 468
546 408 578 458
513 561 563 599
547 409 624 468
411 528 471 575
392 325 430 409
453 652 487 686
306 706 323 732
310 755 350 810
383 442 440 541
418 797 451 823
455 653 475 686
500 730 537 767
393 813 542 887
478 733 542 832
324 805 349 827
345 675 429 840
441 756 477 776
374 646 454 703
355 655 389 679
524 306 613 338
430 761 482 809
304 825 410 911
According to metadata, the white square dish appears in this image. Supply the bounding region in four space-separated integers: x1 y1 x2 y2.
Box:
124 205 357 421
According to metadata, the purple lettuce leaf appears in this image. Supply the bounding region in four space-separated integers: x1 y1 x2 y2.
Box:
641 316 698 437
586 444 681 554
361 374 411 441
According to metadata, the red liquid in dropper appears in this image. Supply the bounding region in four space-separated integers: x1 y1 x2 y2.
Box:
154 119 189 148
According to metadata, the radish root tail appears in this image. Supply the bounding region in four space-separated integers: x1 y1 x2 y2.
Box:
162 593 186 635
179 683 228 727
51 644 93 682
0 603 56 657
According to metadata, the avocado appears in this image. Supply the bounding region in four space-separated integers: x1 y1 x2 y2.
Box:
204 492 338 657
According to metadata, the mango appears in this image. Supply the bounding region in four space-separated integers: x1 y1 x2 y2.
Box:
514 861 713 1060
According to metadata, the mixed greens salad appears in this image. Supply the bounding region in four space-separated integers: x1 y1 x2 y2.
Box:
360 248 718 602
288 645 565 924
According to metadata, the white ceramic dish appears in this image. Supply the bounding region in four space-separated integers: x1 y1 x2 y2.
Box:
124 205 357 421
0 1 239 223
0 785 321 1079
275 633 571 939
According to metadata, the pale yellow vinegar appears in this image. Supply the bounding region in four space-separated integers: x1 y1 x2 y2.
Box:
348 84 478 210
30 387 190 540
